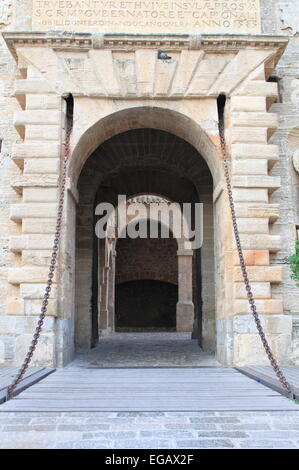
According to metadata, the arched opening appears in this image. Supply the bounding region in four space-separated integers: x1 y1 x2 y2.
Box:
74 120 217 363
115 219 178 331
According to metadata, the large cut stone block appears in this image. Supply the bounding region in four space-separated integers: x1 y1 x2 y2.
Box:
231 96 267 112
235 80 278 98
25 125 61 141
14 110 60 126
231 127 268 144
15 331 55 367
22 218 56 234
233 266 282 283
232 175 280 191
20 283 57 299
232 175 280 192
234 203 279 221
233 299 283 315
8 267 57 284
12 142 60 159
231 112 278 129
236 218 269 234
233 250 269 266
25 94 61 110
234 331 291 365
176 301 194 332
233 188 268 202
234 282 271 299
231 143 279 160
232 159 268 175
14 79 55 95
10 203 57 221
24 158 59 174
239 234 281 251
23 187 58 202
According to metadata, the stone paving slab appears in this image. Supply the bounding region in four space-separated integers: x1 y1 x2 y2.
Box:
0 411 298 449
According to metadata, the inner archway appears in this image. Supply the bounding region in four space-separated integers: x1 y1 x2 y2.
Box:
115 219 178 331
75 126 216 361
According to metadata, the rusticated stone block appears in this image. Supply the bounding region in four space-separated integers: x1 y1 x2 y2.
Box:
233 266 282 283
234 282 271 299
233 250 270 266
233 299 283 315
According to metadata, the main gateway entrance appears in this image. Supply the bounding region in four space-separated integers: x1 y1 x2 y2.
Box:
2 29 291 369
75 128 215 357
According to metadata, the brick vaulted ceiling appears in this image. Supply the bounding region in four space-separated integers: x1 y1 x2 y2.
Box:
78 128 213 206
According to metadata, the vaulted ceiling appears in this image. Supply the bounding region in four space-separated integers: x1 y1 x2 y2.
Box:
78 128 213 206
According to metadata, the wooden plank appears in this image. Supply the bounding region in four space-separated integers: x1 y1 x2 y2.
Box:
1 367 298 412
0 368 55 404
236 366 299 400
0 367 45 390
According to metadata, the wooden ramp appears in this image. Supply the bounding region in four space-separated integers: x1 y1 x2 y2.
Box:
1 367 298 412
0 367 55 404
236 366 299 400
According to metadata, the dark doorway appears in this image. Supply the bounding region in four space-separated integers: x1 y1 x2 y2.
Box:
115 279 177 331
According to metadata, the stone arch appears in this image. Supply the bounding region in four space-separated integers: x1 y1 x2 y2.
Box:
72 118 216 354
100 196 196 333
69 104 222 186
113 217 180 332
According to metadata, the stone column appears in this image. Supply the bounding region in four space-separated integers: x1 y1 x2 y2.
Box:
107 248 116 331
176 248 194 332
98 240 109 334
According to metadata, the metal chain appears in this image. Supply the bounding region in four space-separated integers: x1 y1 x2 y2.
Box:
6 123 72 401
218 113 293 397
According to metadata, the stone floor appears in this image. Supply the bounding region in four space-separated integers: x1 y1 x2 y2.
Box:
71 332 220 368
0 411 298 449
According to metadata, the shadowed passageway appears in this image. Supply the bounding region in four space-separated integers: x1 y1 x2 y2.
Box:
71 333 219 368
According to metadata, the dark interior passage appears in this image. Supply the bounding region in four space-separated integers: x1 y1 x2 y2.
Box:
115 280 177 331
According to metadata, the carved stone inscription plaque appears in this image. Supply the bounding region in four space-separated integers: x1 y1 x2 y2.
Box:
32 0 261 34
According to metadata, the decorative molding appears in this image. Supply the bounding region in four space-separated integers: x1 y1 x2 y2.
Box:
2 31 289 62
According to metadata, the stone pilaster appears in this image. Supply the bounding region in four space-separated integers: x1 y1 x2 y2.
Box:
229 75 292 365
7 64 62 366
176 248 194 332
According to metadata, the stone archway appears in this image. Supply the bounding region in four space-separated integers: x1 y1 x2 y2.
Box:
101 197 197 335
4 33 290 368
74 125 215 354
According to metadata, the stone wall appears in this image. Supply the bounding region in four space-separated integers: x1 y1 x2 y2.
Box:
115 231 178 286
261 0 299 363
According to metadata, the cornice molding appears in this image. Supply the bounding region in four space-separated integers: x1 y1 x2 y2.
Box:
2 31 289 62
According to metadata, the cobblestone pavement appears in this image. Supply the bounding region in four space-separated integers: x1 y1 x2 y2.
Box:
70 332 220 368
0 411 298 449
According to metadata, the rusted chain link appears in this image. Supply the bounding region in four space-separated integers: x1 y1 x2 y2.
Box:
6 122 72 401
218 106 293 397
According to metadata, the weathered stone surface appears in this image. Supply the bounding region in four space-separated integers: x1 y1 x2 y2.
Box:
31 0 262 34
